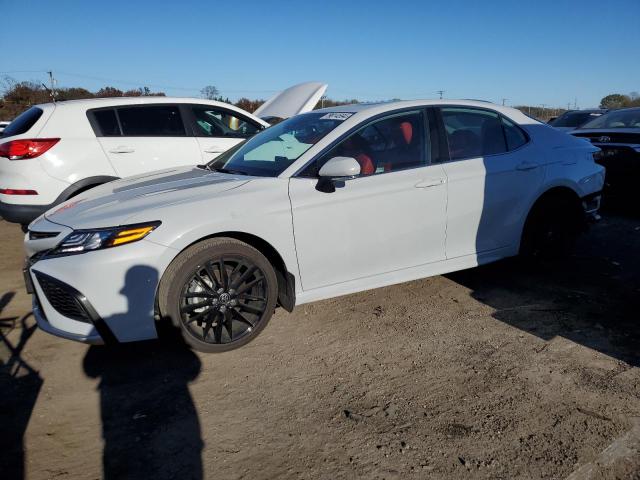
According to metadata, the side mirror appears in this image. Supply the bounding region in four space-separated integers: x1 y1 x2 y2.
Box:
316 157 361 193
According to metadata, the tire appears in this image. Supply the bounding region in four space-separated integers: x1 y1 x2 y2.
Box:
158 238 278 353
520 196 581 259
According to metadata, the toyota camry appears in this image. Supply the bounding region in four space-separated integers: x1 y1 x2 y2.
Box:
23 100 604 352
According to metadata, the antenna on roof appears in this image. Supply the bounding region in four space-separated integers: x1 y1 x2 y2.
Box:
47 71 58 102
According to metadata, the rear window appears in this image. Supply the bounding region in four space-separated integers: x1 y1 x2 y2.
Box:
117 106 185 136
501 116 528 150
2 107 44 137
550 112 602 128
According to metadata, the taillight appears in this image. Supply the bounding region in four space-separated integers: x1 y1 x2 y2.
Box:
0 138 60 160
0 188 38 195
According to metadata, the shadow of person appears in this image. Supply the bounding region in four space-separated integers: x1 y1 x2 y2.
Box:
83 266 203 480
0 293 42 480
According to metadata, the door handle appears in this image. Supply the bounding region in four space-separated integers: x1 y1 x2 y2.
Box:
415 178 446 188
204 147 224 153
516 161 539 171
109 146 135 154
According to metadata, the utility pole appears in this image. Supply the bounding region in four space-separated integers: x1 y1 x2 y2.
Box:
47 71 57 102
567 102 571 111
501 98 508 106
436 90 444 99
574 97 578 109
321 95 326 109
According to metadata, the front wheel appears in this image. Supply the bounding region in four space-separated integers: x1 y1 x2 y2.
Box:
158 238 278 353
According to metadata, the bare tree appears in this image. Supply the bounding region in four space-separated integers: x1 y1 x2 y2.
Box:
201 85 220 100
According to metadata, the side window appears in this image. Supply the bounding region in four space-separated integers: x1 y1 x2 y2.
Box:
191 106 260 138
501 116 528 150
311 111 427 177
93 109 121 136
117 106 185 136
441 107 506 160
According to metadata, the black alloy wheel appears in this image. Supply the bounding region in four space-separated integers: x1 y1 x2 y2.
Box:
159 238 278 352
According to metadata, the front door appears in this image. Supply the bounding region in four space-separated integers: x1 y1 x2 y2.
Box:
186 104 263 162
288 109 448 291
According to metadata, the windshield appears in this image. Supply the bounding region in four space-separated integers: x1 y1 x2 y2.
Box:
581 109 640 129
207 112 350 177
551 111 603 128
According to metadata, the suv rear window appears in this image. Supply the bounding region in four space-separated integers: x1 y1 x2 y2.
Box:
2 107 44 137
117 106 185 136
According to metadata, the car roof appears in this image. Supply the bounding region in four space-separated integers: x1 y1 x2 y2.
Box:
313 99 538 124
34 96 246 109
563 109 608 114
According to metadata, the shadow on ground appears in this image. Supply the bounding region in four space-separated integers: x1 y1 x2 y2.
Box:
448 212 640 367
83 328 203 480
0 292 42 480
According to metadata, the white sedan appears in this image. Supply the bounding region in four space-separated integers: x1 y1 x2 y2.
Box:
24 100 604 352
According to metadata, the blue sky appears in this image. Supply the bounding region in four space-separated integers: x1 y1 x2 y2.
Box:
2 0 639 108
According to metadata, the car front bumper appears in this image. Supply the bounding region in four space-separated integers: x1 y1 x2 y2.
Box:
582 191 602 223
26 236 176 344
0 201 53 225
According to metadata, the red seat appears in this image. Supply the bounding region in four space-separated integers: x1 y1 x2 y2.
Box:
356 153 375 175
400 121 413 144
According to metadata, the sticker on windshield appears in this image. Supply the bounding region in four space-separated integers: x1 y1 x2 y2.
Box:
320 112 353 121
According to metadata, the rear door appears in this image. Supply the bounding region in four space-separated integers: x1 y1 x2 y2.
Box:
437 106 542 258
93 104 201 177
184 104 263 162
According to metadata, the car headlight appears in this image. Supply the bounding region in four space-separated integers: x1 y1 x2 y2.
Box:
48 221 161 256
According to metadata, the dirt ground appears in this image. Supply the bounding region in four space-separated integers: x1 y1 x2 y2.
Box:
1 212 639 480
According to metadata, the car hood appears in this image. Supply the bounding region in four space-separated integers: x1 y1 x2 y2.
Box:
42 166 250 229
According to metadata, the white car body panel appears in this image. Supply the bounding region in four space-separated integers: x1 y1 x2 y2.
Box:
23 100 604 346
288 163 447 291
97 136 203 178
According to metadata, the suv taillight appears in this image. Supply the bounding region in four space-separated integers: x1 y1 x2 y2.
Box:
0 138 60 160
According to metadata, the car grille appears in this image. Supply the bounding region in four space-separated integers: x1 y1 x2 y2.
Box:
33 271 91 323
572 132 640 144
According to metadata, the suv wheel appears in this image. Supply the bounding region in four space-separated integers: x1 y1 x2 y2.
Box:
158 238 278 353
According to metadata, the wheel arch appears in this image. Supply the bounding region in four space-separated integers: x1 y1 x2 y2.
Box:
169 231 296 312
528 185 583 216
55 175 120 203
520 185 585 253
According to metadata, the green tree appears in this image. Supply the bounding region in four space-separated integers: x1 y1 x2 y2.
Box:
600 94 630 109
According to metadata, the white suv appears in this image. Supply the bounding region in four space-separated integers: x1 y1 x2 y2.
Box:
0 82 327 227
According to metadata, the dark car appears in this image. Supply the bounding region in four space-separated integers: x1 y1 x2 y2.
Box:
571 107 640 208
549 109 608 132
